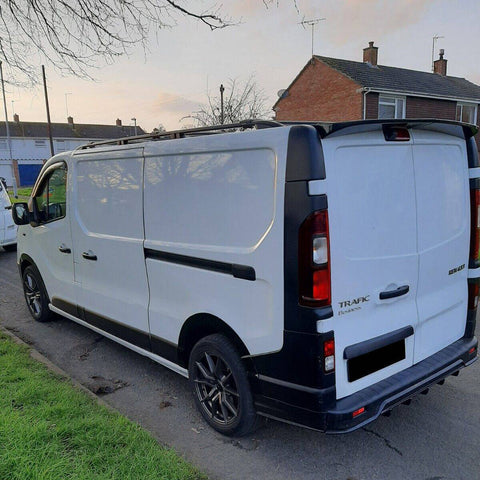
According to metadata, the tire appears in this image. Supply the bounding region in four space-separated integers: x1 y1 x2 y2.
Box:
188 334 258 437
22 265 53 322
3 244 17 252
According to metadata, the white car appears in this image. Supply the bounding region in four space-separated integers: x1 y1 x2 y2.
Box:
12 119 479 436
0 177 17 251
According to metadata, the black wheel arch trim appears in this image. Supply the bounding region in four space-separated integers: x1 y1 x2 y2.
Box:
178 312 251 369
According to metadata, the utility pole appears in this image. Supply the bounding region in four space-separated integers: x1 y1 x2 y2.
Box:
42 65 54 157
220 84 225 125
65 92 72 118
432 34 444 71
0 61 17 196
299 17 326 57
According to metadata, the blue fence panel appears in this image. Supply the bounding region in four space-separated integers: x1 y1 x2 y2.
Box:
19 164 42 186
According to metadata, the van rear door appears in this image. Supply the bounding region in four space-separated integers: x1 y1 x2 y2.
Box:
411 129 469 363
321 124 471 400
323 130 419 399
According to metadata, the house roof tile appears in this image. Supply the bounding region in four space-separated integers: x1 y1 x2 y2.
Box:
0 121 146 139
314 55 480 101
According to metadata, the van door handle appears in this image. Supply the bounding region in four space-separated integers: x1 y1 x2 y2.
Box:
58 244 71 254
82 251 97 261
379 285 409 300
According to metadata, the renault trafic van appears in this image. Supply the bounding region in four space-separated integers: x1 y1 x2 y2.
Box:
12 119 479 436
0 177 16 251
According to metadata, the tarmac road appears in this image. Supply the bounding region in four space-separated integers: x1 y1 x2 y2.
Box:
1 248 479 480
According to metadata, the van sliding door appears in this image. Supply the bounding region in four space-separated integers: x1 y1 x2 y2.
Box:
71 149 150 349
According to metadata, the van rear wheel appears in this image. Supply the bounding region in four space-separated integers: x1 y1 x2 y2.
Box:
22 266 52 323
188 334 258 437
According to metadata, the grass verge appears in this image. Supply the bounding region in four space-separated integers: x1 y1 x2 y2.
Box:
0 332 206 480
8 187 32 202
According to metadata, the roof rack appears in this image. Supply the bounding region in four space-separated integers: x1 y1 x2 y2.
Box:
77 119 283 151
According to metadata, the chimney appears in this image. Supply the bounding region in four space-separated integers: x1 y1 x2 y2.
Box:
13 113 19 123
434 49 447 76
363 41 378 66
116 118 122 127
67 116 74 125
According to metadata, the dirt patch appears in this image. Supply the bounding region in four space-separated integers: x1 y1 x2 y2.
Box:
86 375 129 395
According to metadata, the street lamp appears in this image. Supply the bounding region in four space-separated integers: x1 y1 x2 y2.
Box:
219 84 225 125
131 117 137 136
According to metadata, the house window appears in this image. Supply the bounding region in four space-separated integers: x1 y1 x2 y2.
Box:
55 139 66 151
35 140 47 148
378 95 406 119
456 103 477 124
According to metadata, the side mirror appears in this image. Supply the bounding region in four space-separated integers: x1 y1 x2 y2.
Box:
12 202 29 225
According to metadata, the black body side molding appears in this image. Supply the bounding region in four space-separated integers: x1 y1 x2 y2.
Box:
144 248 256 281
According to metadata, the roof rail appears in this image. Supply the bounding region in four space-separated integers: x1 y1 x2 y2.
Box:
77 119 284 151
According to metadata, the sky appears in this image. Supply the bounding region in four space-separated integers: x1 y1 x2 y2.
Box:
5 0 480 133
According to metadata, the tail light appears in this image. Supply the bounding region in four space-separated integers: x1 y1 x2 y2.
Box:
299 210 331 307
468 283 479 310
470 189 480 267
323 339 335 373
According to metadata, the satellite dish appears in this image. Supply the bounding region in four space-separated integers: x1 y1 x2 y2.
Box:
277 89 287 98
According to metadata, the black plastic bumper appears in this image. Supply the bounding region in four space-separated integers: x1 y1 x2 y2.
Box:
253 336 478 433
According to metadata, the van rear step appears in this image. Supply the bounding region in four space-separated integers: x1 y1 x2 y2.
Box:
325 337 477 433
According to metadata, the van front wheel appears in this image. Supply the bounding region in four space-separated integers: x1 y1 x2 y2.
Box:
22 266 52 323
188 334 258 437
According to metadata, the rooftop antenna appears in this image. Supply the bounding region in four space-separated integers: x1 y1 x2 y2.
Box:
432 34 444 71
299 17 326 58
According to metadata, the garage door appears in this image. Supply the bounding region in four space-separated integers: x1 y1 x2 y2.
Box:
0 162 13 186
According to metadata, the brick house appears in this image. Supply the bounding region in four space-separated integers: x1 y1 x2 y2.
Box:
274 42 480 150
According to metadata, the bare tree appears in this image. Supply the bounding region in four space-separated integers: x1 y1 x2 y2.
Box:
0 0 233 86
185 76 271 127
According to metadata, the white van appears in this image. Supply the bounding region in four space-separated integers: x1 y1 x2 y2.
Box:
0 177 16 251
12 119 479 436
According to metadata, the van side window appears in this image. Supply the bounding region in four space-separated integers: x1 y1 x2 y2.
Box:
35 165 67 223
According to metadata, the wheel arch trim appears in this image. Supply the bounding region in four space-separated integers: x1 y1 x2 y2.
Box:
177 313 252 369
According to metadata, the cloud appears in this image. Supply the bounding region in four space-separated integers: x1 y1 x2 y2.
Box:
323 0 433 46
150 92 201 115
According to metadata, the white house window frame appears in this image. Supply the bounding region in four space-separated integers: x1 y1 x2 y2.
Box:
456 102 478 125
55 139 66 152
378 95 406 119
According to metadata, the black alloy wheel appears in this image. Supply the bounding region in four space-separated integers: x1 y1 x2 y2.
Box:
189 334 258 436
22 266 52 322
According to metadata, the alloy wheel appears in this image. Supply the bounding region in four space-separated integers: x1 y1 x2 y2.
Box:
193 351 240 426
24 272 42 317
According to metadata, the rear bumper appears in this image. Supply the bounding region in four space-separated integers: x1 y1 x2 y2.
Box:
253 336 478 433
